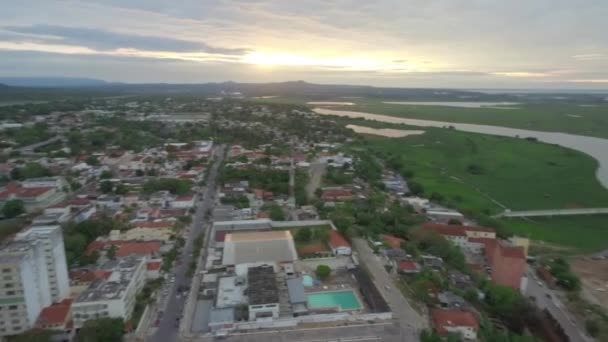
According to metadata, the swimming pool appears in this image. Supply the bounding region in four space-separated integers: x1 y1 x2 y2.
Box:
307 290 361 311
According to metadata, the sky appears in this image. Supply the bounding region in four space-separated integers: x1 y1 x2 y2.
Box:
1 0 607 89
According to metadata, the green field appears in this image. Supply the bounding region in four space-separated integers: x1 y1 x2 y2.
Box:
355 127 608 214
335 100 608 139
502 216 608 253
257 95 608 139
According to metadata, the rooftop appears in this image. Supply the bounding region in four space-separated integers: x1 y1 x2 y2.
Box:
248 265 279 305
431 309 479 336
222 231 297 265
75 256 145 303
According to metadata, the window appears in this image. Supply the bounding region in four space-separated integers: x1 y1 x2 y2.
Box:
8 305 18 310
4 283 13 288
11 319 20 324
3 276 12 281
2 269 10 273
6 291 15 296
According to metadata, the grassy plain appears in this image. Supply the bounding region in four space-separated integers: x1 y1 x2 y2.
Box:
355 127 608 214
502 216 608 253
259 96 608 139
344 100 608 139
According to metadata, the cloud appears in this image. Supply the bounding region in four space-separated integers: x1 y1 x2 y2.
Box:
572 54 605 61
2 24 249 55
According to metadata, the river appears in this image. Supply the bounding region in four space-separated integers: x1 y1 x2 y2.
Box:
314 107 608 189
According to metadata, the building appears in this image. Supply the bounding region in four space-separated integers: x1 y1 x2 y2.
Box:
35 298 73 339
0 240 52 337
471 238 527 291
171 194 195 209
398 261 421 274
321 187 354 202
286 277 308 315
247 265 280 321
0 182 65 212
72 256 147 327
86 241 161 259
329 230 352 256
15 225 70 302
222 231 298 266
431 309 479 340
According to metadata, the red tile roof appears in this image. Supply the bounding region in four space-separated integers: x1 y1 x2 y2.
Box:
423 223 467 237
0 183 54 200
382 234 405 249
431 309 479 336
398 261 420 272
85 240 161 257
147 261 162 271
36 299 73 328
329 230 351 249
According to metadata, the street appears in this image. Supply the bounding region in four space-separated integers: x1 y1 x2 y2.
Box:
524 268 591 342
148 144 226 342
352 238 426 340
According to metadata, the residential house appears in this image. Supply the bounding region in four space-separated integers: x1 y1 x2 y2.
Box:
431 309 479 340
329 230 351 256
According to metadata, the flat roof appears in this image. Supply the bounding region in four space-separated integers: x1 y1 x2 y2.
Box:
74 256 145 303
248 265 279 305
222 231 297 265
286 277 306 304
216 276 247 308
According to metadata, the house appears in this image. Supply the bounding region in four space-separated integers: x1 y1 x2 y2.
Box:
0 182 64 211
35 298 73 333
398 261 421 274
382 234 405 249
146 260 162 279
171 194 195 209
86 241 162 258
438 291 468 310
321 187 354 202
329 230 351 256
431 309 479 340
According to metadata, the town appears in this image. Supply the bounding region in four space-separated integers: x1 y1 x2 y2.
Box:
0 95 597 342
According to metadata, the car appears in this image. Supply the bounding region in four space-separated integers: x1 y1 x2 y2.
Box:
154 319 160 327
537 281 543 287
384 285 391 290
545 293 552 299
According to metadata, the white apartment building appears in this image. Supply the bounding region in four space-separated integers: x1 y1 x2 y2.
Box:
72 256 147 328
15 225 70 302
0 240 52 337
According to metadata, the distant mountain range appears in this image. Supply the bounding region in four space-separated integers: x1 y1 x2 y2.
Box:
0 78 606 102
0 77 108 87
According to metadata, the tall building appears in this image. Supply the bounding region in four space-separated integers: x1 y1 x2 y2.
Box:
0 240 52 336
15 225 70 302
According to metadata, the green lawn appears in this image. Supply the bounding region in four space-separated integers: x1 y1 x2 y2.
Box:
330 100 608 139
502 216 608 253
256 95 608 139
353 127 608 215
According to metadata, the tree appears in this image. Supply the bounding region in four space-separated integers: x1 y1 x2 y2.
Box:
99 170 113 179
268 205 285 221
316 265 331 280
100 180 113 194
9 329 54 342
295 228 312 243
107 245 118 260
2 199 25 218
408 181 424 196
585 319 600 337
85 155 100 166
75 318 124 342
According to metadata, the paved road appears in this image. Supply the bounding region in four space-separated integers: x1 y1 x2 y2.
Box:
306 161 326 199
352 238 426 340
183 322 405 342
494 208 608 218
524 268 591 342
16 135 64 152
149 145 226 342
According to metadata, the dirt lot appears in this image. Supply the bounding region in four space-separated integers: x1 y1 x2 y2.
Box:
571 257 608 309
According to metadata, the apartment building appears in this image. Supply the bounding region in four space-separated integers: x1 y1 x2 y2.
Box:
0 240 52 337
71 256 147 328
15 225 70 302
